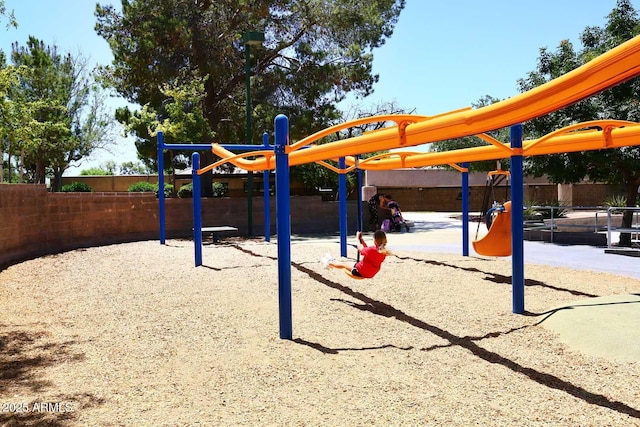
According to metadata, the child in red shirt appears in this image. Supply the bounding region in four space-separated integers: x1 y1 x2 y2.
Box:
323 230 390 278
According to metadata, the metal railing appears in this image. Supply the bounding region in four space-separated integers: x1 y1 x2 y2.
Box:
606 206 640 248
525 205 640 246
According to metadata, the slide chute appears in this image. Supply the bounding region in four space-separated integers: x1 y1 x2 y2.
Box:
473 201 512 257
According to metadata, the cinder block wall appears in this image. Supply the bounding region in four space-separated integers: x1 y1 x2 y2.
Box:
60 175 159 192
1 182 623 268
0 185 161 268
0 185 359 269
60 174 309 197
373 183 619 212
572 183 622 206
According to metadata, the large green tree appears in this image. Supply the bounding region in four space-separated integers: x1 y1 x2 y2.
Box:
8 37 115 188
0 59 31 183
0 1 20 182
7 38 71 184
519 0 640 246
95 0 406 193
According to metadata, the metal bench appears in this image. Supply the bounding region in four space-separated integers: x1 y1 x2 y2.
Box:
198 226 238 243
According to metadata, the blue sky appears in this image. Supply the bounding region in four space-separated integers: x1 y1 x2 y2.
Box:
1 0 634 173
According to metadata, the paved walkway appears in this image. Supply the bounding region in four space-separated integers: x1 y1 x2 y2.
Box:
388 211 640 280
384 211 640 363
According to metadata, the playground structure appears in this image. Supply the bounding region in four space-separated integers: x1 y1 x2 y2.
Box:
158 35 640 339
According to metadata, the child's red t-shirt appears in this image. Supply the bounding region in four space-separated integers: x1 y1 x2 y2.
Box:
355 246 386 278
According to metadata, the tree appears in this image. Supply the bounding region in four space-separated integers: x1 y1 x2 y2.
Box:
119 160 150 175
0 7 26 183
518 0 640 246
116 78 214 168
95 0 406 193
116 78 215 194
430 95 511 173
80 166 113 176
0 0 17 30
8 37 116 189
0 59 31 183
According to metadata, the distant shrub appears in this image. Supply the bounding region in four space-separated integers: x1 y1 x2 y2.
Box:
604 194 627 213
212 181 228 197
80 167 111 176
178 183 193 198
604 194 627 207
524 199 568 219
523 199 540 216
61 181 93 192
128 181 157 193
178 182 227 198
128 181 173 198
159 183 174 198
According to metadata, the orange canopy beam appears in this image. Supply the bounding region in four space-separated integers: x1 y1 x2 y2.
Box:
522 119 637 154
207 35 640 172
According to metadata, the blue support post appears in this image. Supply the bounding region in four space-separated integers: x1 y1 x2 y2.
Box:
192 153 203 267
510 124 525 314
356 156 363 233
162 143 273 151
461 162 470 256
339 157 348 258
263 132 271 242
162 143 216 151
274 114 292 340
157 131 166 245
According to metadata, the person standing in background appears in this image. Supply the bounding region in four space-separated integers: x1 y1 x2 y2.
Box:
367 193 392 231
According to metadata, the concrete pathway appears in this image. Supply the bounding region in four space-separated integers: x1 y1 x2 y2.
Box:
390 211 640 280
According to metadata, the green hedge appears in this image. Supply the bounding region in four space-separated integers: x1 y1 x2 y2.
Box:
61 181 93 192
128 181 174 198
178 183 193 198
177 182 228 198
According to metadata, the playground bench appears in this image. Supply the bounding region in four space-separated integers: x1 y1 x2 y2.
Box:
199 226 238 243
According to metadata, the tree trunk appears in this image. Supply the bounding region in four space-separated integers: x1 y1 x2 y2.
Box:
169 150 176 198
200 150 214 197
51 167 63 192
6 152 11 183
618 181 640 247
18 148 23 183
0 143 4 183
35 159 46 184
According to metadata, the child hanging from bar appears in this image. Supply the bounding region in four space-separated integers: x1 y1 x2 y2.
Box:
321 230 391 279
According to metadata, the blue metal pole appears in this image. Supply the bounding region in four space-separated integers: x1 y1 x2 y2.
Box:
356 156 363 233
339 157 348 258
162 143 272 151
192 153 203 267
219 143 273 151
510 124 525 314
461 162 470 256
274 114 292 340
245 42 254 238
263 132 271 242
162 143 216 151
157 131 166 245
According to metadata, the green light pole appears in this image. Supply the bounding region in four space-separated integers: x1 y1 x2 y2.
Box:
243 31 264 238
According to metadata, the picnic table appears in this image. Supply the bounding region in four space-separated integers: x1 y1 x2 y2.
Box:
198 226 238 242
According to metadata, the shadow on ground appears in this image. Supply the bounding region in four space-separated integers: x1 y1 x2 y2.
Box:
0 326 104 426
